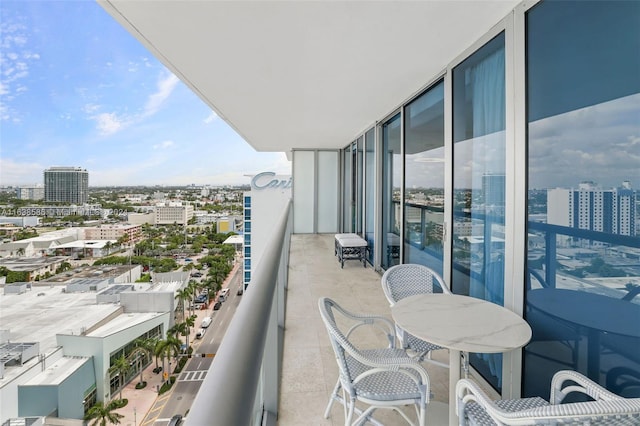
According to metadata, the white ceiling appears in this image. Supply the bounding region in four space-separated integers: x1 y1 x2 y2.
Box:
98 0 519 154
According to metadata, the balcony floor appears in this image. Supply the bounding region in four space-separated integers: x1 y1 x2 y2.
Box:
278 234 450 425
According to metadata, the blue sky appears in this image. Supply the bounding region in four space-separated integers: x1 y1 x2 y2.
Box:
0 1 290 187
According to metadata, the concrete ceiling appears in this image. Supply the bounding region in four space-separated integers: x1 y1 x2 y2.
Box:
98 0 519 155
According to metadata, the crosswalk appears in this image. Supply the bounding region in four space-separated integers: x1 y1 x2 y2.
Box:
178 370 208 382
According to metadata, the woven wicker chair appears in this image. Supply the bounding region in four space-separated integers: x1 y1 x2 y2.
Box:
319 297 431 426
456 369 640 425
381 264 451 367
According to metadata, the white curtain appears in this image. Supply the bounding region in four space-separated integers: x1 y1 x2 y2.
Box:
468 45 506 385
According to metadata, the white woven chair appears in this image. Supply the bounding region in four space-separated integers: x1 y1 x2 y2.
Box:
381 264 451 368
456 369 640 425
319 297 431 426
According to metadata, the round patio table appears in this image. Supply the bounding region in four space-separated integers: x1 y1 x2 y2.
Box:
391 293 532 426
527 288 640 380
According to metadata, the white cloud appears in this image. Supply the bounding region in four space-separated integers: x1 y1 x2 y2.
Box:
143 73 179 117
95 112 126 136
0 158 44 185
153 140 174 150
0 16 39 121
204 111 218 124
83 103 100 114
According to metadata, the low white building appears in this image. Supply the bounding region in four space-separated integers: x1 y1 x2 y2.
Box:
0 271 173 424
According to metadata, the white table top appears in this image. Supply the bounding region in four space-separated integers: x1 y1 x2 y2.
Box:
391 294 532 353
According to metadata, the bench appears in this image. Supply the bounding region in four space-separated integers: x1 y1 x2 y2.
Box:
334 233 368 268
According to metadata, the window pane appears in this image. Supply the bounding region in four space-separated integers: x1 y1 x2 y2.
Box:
293 150 315 233
317 151 339 233
342 145 353 232
356 136 364 234
404 80 445 275
452 33 506 391
524 0 640 399
382 114 402 269
365 128 376 263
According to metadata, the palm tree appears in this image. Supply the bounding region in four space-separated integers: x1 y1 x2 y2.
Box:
186 279 202 314
155 336 182 383
131 338 155 386
108 355 131 400
84 400 124 426
175 287 191 323
184 314 196 348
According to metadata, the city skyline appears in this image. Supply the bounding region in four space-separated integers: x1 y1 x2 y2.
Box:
0 1 290 187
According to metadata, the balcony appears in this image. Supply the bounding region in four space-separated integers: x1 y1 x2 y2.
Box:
278 233 451 425
186 200 639 425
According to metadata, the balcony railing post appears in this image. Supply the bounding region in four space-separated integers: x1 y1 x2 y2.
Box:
544 230 557 288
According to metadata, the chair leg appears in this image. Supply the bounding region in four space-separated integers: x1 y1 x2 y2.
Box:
324 378 342 418
345 394 356 426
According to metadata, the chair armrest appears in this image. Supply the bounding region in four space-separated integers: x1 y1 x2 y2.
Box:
550 370 621 404
457 378 640 425
353 357 431 403
456 378 505 424
343 310 399 349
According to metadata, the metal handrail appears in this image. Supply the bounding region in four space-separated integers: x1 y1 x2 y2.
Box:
185 201 291 425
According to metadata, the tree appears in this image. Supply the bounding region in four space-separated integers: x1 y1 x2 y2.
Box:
84 401 124 426
128 346 149 387
175 287 192 323
109 355 131 400
155 336 182 383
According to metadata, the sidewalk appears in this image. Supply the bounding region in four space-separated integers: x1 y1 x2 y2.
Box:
115 262 241 426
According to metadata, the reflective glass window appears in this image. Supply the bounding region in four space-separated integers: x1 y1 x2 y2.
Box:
404 80 445 275
382 114 402 269
452 33 506 391
524 0 640 398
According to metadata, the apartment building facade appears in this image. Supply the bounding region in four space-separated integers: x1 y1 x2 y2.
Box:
43 167 89 204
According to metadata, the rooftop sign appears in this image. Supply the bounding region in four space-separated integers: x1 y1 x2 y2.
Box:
250 172 292 190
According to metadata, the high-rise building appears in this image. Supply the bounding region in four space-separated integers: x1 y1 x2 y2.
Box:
547 181 637 237
43 167 89 204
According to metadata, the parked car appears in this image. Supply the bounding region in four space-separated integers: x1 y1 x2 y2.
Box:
213 301 222 310
201 316 212 328
195 328 206 339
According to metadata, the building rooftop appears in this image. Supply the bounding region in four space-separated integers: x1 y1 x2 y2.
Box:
24 356 91 386
54 239 114 249
0 256 70 272
0 284 121 386
86 312 165 338
43 264 135 283
0 284 121 352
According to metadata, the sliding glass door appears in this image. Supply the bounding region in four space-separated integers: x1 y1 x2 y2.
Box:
452 33 506 391
403 80 445 276
381 114 402 270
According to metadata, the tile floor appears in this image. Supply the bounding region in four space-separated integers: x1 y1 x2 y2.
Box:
278 234 450 425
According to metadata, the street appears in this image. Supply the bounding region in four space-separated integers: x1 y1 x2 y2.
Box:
142 266 244 425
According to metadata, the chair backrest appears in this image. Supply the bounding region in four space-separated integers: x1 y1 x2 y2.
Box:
381 264 450 305
318 297 367 395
